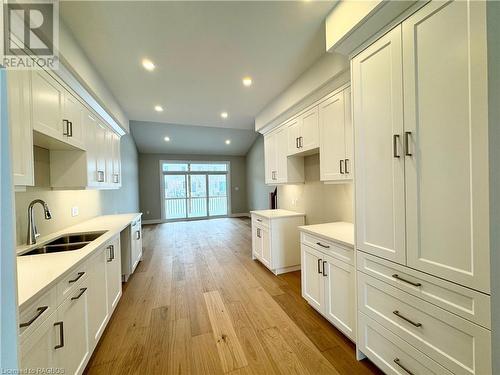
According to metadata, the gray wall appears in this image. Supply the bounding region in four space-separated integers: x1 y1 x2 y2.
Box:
488 1 500 373
246 135 275 211
139 153 247 221
14 134 140 245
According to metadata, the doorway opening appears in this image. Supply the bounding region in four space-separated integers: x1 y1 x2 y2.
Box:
160 161 230 221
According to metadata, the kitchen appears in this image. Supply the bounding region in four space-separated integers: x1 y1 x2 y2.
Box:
1 1 500 375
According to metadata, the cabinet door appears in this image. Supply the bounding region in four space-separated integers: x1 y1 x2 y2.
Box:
252 225 263 259
55 284 90 375
300 106 319 152
95 122 107 185
85 111 99 187
19 312 57 372
402 0 489 292
106 237 122 312
31 70 63 140
131 224 142 273
264 131 277 184
301 245 324 312
8 70 34 186
352 25 406 264
323 256 355 340
319 92 346 182
343 87 353 179
62 91 85 150
275 126 289 183
87 248 109 348
105 129 115 186
286 117 301 155
112 133 121 186
260 227 271 268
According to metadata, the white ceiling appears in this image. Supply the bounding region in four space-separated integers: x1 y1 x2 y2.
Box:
61 1 335 131
130 121 258 155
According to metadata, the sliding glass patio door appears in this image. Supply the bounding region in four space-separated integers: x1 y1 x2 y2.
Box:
162 161 229 221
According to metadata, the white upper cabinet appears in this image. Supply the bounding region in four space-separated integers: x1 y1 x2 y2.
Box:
8 70 34 187
111 133 121 186
288 107 319 156
31 70 64 140
352 25 406 265
264 130 277 184
319 87 353 182
62 91 86 149
402 0 489 292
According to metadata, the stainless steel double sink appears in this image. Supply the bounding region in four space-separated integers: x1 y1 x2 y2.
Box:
21 231 107 256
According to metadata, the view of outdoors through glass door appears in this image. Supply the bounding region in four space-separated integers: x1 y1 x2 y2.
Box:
162 161 229 220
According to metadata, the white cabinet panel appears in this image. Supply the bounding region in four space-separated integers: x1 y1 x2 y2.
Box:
300 106 319 152
252 225 263 259
260 226 271 267
106 236 122 312
8 70 34 187
111 133 121 186
319 91 346 182
343 87 353 179
286 116 302 155
31 70 63 140
352 25 406 264
19 312 57 372
55 283 90 375
264 130 277 184
87 248 109 348
402 0 490 293
323 256 355 341
62 92 85 149
301 245 324 312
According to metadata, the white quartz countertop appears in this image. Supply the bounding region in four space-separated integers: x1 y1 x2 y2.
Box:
250 209 305 219
16 213 142 308
298 222 354 247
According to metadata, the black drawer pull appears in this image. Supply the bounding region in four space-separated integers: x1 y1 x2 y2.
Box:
316 242 330 249
394 358 414 375
322 261 327 277
393 310 422 327
54 321 64 349
71 288 87 300
392 274 422 287
19 306 48 328
68 271 85 283
317 258 322 274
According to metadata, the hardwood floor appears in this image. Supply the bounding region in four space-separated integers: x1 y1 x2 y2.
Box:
84 218 382 375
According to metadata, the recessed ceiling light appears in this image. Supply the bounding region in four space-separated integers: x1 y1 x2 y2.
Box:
142 58 155 71
164 136 170 142
242 77 252 87
221 112 228 119
225 139 231 145
154 105 163 112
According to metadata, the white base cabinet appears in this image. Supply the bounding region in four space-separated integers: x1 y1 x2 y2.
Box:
120 217 143 281
19 234 122 375
251 210 305 275
300 230 355 341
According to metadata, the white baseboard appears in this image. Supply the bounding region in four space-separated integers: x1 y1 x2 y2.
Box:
143 214 250 225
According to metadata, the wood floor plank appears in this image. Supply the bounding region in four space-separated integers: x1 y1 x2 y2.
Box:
85 218 380 375
204 290 248 373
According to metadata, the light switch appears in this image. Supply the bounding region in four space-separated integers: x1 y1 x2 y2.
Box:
71 206 79 217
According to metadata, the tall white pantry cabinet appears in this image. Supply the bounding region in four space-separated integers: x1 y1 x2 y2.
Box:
352 1 494 374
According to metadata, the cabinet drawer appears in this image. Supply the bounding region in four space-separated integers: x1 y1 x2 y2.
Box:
357 272 491 375
358 312 452 375
252 215 270 228
301 232 353 265
19 287 56 341
357 252 490 328
56 262 88 305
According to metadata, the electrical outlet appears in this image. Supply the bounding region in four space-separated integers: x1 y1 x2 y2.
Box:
71 206 79 217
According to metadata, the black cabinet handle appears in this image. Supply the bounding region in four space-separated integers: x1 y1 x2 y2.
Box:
68 271 85 283
296 137 299 149
316 242 330 249
299 136 303 148
19 306 48 328
71 288 87 301
54 321 64 349
393 134 400 158
393 358 414 375
393 310 422 327
136 230 141 240
392 274 422 287
107 245 113 262
322 261 327 277
317 258 322 274
405 131 412 156
344 159 349 174
339 159 345 174
68 121 73 137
